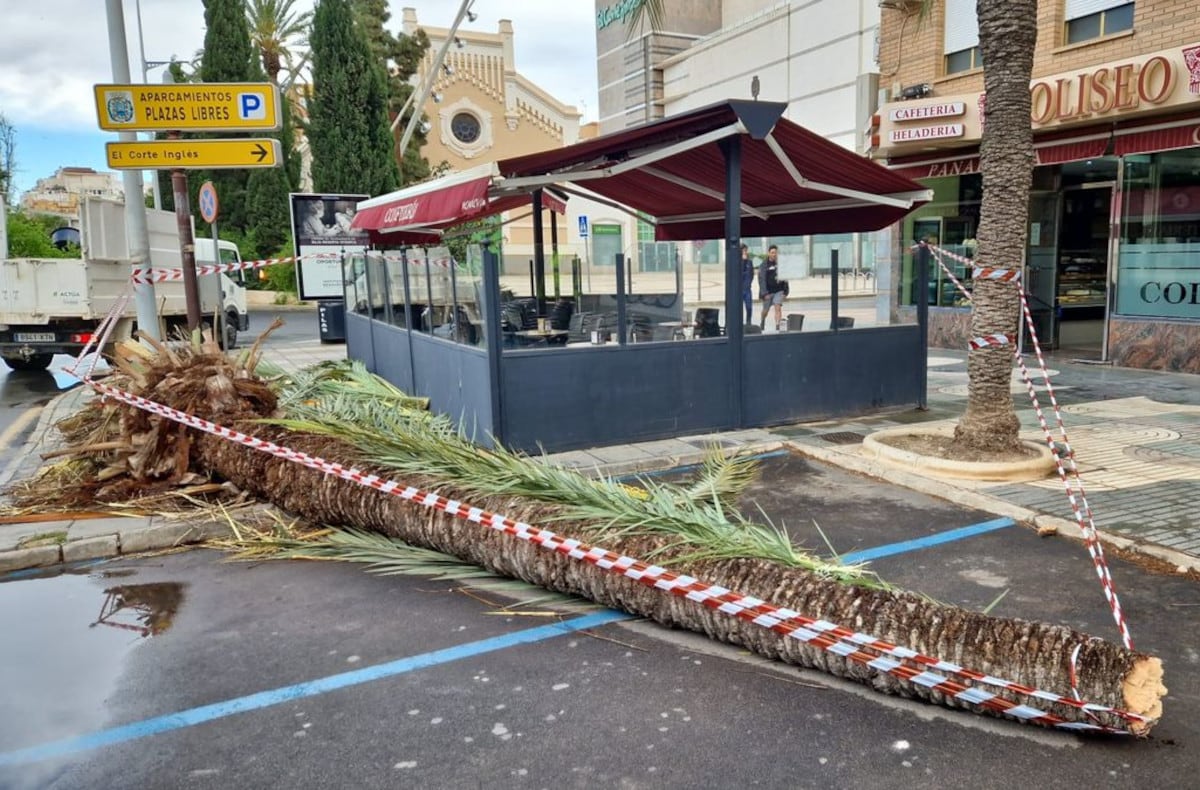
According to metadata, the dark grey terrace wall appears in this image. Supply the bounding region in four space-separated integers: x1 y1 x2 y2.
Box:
741 326 923 425
499 341 735 454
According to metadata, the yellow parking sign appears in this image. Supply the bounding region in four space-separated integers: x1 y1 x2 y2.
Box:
94 83 281 132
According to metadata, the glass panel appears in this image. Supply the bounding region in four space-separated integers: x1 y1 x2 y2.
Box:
366 249 387 322
1103 2 1134 34
383 251 409 329
345 251 369 316
1117 149 1200 318
454 245 486 347
1066 12 1102 44
628 239 684 343
945 48 976 75
407 248 434 334
900 174 981 307
422 245 459 343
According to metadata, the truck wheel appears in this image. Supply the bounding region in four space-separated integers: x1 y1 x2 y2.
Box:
221 313 238 351
3 354 54 372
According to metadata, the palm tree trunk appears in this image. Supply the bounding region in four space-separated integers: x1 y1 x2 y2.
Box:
954 0 1038 452
190 422 1162 733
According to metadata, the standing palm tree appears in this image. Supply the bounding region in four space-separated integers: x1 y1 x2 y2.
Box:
953 0 1038 452
635 0 1038 454
245 0 311 84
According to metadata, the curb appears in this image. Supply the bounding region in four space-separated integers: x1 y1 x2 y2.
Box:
0 519 232 576
784 439 1200 576
862 425 1057 482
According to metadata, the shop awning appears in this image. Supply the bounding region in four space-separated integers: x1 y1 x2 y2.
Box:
887 129 1112 179
351 163 567 244
497 100 931 241
1114 113 1200 156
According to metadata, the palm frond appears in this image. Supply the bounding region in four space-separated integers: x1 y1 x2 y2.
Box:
261 362 879 586
212 512 597 611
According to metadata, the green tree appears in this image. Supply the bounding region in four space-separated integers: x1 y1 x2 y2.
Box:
245 0 311 84
195 0 266 234
351 0 430 184
307 0 399 194
245 165 290 258
5 211 76 258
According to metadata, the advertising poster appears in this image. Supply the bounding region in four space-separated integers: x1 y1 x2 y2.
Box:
289 193 369 301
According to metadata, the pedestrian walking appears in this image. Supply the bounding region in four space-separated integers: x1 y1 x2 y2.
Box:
740 244 755 324
758 244 787 331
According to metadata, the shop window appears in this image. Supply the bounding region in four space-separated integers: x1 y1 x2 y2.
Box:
900 174 982 307
945 46 982 75
1065 1 1134 45
943 0 980 75
1117 149 1200 319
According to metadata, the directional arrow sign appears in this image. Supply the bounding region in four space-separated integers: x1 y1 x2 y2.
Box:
105 139 282 170
94 83 281 132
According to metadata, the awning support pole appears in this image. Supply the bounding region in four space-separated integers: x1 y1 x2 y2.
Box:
720 134 744 429
550 208 560 300
482 241 505 443
532 189 546 316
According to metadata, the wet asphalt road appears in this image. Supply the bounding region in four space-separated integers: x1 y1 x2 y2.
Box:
2 452 1198 789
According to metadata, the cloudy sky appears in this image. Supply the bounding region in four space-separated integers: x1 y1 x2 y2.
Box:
1 0 598 196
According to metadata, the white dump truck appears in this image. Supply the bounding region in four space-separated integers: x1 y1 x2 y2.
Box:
0 198 249 371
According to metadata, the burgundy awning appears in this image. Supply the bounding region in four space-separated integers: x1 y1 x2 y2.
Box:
1114 113 1200 156
497 100 930 241
351 165 568 244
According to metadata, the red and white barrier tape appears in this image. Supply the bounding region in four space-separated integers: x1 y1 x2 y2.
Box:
65 368 1144 733
926 245 1134 651
968 333 1014 350
972 266 1022 282
132 252 341 285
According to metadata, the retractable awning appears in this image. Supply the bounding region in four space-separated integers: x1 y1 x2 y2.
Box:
351 163 567 244
497 100 931 241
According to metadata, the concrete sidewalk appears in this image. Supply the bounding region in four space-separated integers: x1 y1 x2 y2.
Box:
4 336 1199 575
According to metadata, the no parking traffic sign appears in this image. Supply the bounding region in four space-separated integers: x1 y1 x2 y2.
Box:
199 181 219 224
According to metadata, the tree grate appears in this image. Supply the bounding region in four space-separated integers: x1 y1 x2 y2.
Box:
819 431 866 445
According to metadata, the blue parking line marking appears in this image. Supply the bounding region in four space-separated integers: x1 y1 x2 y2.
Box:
839 517 1017 564
0 609 633 767
616 449 790 481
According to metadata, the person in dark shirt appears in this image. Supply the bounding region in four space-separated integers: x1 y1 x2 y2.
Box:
758 244 785 331
740 244 755 324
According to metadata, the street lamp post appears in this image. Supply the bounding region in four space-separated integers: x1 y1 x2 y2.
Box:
134 0 172 210
105 0 160 341
394 0 476 182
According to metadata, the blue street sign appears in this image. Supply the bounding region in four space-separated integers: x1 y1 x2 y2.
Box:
578 215 589 238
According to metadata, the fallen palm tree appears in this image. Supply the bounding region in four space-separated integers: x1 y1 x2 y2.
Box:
30 336 1167 734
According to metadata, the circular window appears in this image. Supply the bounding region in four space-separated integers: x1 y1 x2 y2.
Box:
450 112 481 144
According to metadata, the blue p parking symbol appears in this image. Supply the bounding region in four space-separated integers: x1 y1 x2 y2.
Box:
238 92 266 121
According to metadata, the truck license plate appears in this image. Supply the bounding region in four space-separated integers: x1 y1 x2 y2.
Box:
14 332 56 343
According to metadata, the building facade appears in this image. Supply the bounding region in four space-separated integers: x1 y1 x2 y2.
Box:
20 167 125 221
592 0 886 290
872 0 1200 371
402 8 585 272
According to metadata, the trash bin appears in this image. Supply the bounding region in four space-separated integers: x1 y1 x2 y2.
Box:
317 299 346 343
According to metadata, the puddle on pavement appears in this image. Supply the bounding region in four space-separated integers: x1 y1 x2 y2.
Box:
0 568 185 755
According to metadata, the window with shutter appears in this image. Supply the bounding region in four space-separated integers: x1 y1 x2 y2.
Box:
1065 1 1134 44
943 0 981 75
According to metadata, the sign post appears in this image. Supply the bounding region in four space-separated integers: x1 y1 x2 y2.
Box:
199 181 224 345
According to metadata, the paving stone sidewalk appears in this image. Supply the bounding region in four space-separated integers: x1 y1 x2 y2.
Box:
4 342 1200 575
